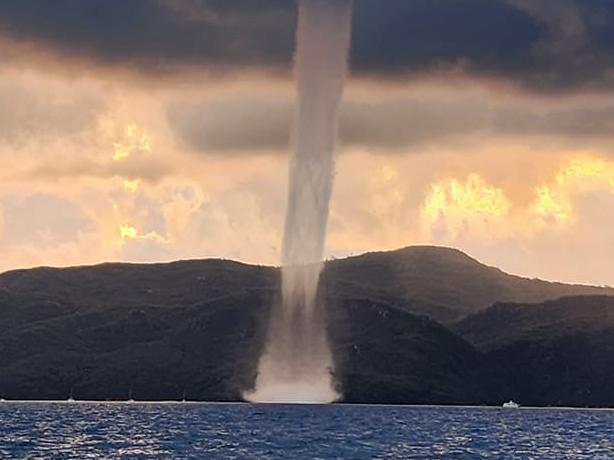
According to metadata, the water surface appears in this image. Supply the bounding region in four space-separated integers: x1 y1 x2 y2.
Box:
0 402 613 459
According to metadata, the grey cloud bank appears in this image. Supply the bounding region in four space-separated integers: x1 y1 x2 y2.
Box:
167 90 614 154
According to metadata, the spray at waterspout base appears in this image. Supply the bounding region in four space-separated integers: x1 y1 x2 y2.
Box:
246 264 340 403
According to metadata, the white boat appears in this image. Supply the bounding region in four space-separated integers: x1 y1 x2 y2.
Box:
502 400 520 409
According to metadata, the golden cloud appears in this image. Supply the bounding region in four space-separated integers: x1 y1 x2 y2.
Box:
420 154 614 243
112 124 151 161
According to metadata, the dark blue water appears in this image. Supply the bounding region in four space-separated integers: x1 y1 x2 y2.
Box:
1 402 613 459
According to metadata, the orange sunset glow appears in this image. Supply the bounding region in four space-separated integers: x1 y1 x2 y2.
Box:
0 0 613 289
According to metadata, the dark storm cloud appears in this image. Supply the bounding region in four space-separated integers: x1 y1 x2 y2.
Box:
0 0 296 72
1 0 614 91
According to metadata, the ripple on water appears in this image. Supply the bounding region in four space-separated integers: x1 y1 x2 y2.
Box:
0 403 613 459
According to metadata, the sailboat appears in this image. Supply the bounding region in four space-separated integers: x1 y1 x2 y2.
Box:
67 388 76 403
127 388 135 403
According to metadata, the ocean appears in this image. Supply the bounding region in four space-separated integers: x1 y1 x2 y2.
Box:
0 402 613 459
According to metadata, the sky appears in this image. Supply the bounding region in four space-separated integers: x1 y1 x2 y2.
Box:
1 0 614 286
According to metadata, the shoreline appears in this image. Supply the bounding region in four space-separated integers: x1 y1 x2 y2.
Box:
1 400 614 411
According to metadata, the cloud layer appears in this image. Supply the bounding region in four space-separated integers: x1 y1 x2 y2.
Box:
1 1 614 91
168 85 614 154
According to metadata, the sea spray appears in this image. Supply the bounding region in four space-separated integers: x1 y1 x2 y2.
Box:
248 0 353 403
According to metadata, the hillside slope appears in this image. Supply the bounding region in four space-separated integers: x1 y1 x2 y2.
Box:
0 289 502 403
1 246 609 325
0 246 611 404
455 296 614 406
324 246 612 321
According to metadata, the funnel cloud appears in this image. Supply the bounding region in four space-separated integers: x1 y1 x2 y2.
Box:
247 0 353 403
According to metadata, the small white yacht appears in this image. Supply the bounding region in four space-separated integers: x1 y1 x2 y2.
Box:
502 400 520 409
